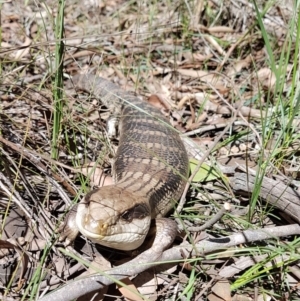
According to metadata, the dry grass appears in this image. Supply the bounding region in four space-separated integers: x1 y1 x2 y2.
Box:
1 0 300 300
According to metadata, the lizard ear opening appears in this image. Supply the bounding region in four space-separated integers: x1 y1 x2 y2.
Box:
121 204 150 222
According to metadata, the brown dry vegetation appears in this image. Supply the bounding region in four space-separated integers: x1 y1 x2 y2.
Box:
1 0 300 300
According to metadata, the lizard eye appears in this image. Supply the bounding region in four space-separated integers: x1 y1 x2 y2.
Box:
120 204 150 222
121 210 132 222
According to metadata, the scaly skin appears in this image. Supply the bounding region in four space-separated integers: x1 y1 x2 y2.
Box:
59 74 189 251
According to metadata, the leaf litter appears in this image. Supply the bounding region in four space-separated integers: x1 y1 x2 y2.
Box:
0 0 300 300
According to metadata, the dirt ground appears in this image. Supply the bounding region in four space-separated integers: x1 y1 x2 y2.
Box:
0 0 300 300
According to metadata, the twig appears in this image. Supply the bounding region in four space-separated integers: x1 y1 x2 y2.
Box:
0 135 77 197
0 172 35 221
38 224 300 301
187 202 231 232
182 121 253 137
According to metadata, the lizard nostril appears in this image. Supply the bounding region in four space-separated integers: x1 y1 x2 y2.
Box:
84 214 107 235
99 223 108 234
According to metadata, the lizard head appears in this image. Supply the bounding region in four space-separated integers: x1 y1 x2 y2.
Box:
76 185 151 250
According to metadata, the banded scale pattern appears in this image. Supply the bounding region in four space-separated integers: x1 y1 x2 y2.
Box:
72 74 189 218
59 74 190 250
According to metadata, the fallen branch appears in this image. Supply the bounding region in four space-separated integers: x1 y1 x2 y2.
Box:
38 224 300 301
230 172 300 223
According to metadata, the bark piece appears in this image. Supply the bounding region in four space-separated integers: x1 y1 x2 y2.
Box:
230 172 300 223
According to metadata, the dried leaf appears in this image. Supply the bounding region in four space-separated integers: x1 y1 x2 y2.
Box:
257 68 276 90
232 294 253 301
148 94 167 110
208 293 225 301
117 278 144 301
211 280 231 301
14 36 32 59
